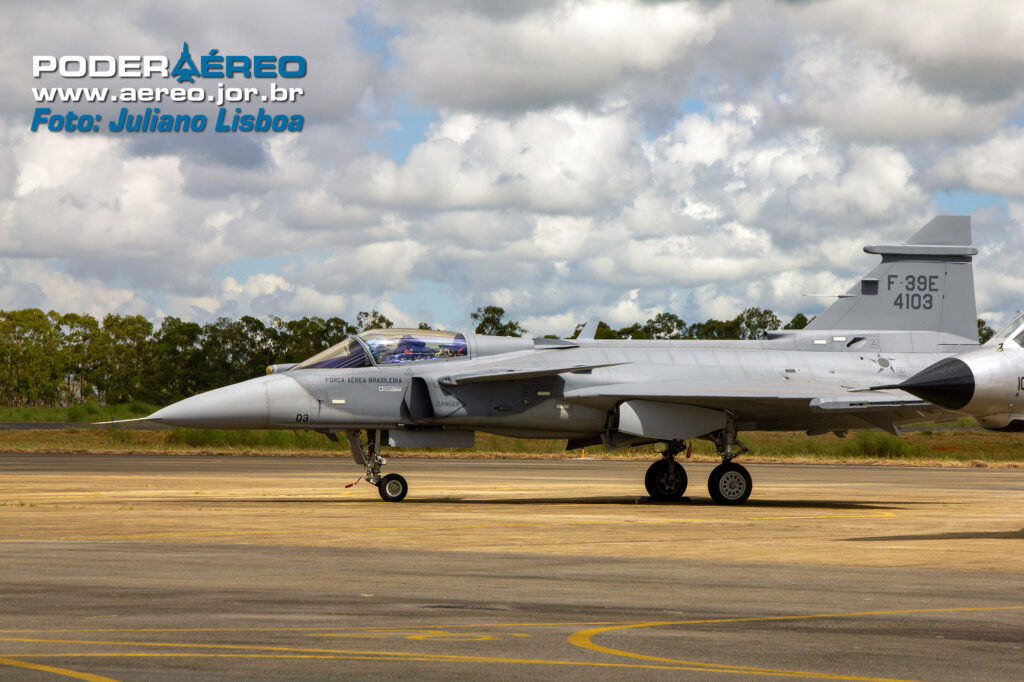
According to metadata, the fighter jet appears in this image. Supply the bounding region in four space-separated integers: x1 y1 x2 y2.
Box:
131 216 1014 504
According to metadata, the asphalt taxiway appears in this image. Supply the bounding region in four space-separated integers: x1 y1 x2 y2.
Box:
1 454 1022 680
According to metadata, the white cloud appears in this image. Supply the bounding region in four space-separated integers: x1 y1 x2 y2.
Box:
790 145 925 219
338 106 644 213
795 0 1024 101
930 127 1024 197
2 0 1024 336
387 1 726 111
0 259 142 316
776 37 1014 141
13 130 110 196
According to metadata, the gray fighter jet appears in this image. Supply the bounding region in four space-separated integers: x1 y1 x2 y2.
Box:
130 216 1016 504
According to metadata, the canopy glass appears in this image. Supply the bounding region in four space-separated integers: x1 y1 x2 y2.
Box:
291 329 468 370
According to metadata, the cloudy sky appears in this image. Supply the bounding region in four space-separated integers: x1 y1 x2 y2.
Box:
4 0 1024 335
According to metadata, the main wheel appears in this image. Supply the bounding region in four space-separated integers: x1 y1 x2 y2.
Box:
644 459 687 500
708 462 752 505
378 473 408 502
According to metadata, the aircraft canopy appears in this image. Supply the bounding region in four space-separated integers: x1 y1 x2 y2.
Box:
990 311 1024 346
292 329 468 370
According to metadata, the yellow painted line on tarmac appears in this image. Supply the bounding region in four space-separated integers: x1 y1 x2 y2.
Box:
0 651 788 674
1 634 625 658
0 638 839 675
0 656 118 681
0 621 620 634
1 490 350 501
567 605 1024 681
2 608 1021 679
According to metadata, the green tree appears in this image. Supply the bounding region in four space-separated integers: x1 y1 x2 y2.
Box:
0 309 64 406
784 313 810 330
615 322 650 340
470 306 527 336
642 312 686 339
194 317 243 391
594 321 619 339
215 315 292 383
323 316 357 346
356 310 394 332
687 318 741 340
93 314 153 404
59 312 101 405
273 316 357 363
145 316 203 403
978 318 995 344
736 307 781 339
572 312 699 340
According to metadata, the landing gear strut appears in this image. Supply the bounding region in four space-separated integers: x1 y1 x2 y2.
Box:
707 420 752 505
644 440 687 500
346 429 409 502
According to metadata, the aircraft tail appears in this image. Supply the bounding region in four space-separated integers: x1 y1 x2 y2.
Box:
804 216 978 341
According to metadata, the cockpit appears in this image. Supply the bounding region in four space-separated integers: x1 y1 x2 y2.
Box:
988 311 1024 347
291 329 469 370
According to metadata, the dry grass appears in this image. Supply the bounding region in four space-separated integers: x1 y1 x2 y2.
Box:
0 425 1021 467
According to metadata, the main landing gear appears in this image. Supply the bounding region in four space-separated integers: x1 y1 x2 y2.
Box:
707 422 752 505
644 440 688 500
346 429 409 502
644 423 753 505
707 461 751 505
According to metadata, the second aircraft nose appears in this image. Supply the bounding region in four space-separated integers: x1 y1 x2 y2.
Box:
897 357 975 411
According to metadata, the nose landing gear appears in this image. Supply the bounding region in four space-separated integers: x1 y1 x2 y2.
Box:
346 429 409 502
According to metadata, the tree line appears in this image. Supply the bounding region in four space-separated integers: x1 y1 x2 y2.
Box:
0 306 995 408
0 309 392 407
471 305 804 340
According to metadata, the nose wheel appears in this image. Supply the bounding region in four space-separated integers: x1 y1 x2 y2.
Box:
378 473 408 502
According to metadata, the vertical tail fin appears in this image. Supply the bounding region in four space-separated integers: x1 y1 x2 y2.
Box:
805 216 978 341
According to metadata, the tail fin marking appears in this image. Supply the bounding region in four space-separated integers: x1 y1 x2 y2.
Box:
805 216 978 341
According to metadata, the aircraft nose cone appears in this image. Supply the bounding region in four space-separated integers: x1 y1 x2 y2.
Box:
148 377 271 428
898 357 975 410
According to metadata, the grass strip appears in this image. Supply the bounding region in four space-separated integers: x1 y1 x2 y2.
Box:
0 402 159 423
0 426 1020 467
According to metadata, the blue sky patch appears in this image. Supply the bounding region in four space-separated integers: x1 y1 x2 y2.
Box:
933 190 1008 217
384 97 438 165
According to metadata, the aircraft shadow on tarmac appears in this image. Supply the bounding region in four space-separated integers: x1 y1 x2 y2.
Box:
399 497 906 510
189 495 904 510
844 528 1024 542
